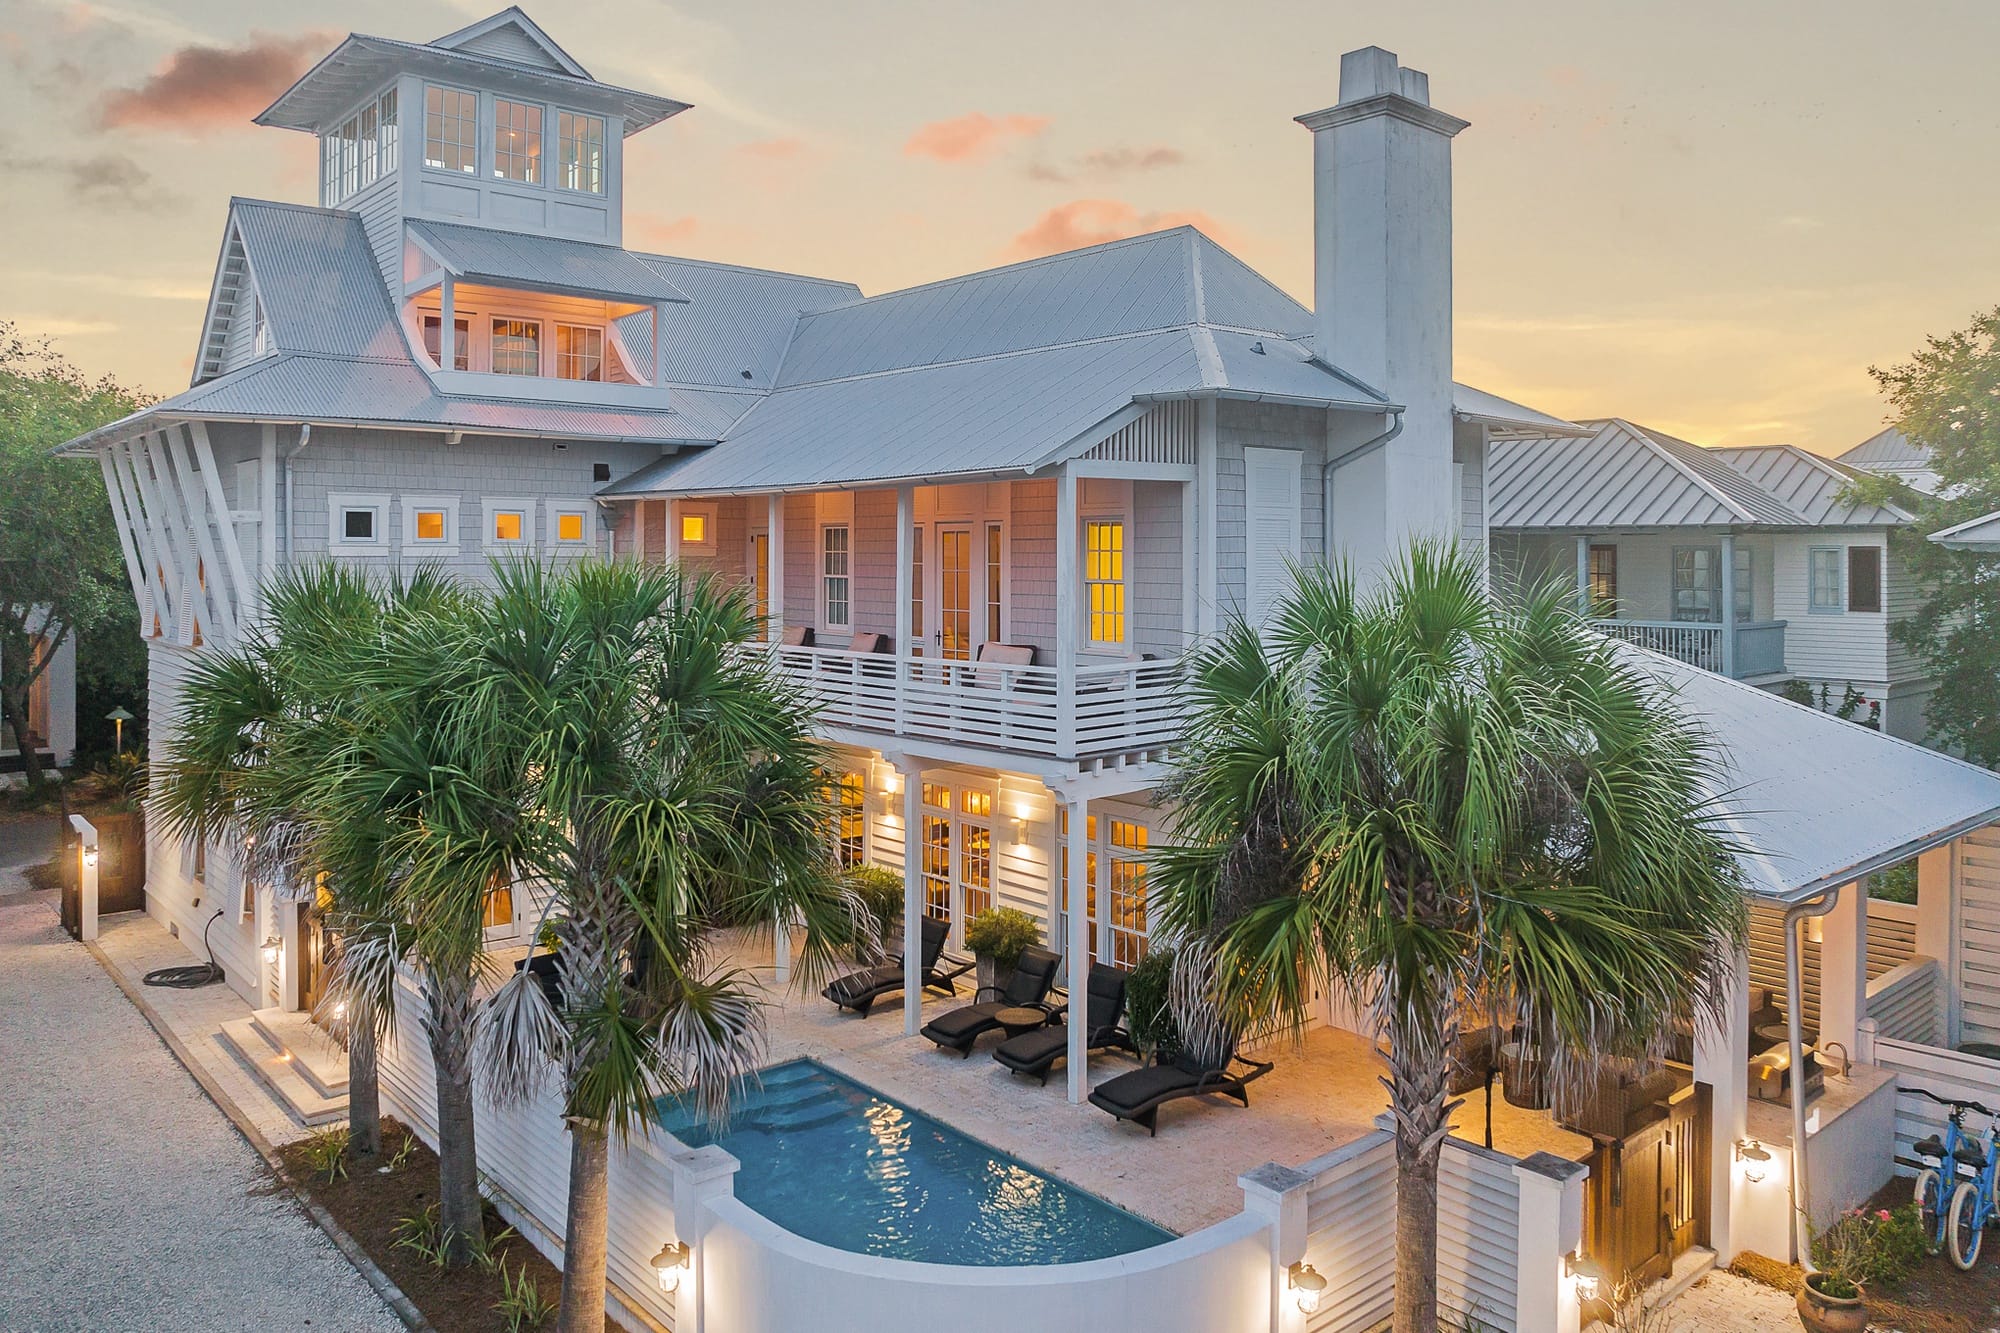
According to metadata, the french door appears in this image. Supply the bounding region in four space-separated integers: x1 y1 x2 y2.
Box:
919 781 994 942
937 525 974 660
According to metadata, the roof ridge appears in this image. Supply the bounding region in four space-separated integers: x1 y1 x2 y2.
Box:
627 249 859 289
230 195 359 220
775 325 1193 390
1614 418 1791 526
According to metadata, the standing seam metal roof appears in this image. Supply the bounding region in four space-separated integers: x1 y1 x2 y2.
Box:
407 219 690 304
1712 445 1911 527
1490 419 1810 530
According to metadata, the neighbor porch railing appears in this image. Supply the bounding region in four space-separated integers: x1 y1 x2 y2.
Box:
755 643 1182 761
1589 618 1787 679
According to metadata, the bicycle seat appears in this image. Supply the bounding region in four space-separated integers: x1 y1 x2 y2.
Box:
1915 1136 1948 1159
1956 1145 1989 1168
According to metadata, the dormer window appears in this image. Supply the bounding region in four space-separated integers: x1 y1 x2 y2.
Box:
425 85 479 174
422 315 470 371
556 324 603 381
558 112 606 194
493 99 543 184
491 318 542 375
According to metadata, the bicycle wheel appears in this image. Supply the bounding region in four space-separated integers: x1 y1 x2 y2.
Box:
1948 1179 1985 1271
1917 1167 1948 1248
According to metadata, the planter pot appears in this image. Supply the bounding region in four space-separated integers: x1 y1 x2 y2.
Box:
975 955 997 993
1795 1275 1867 1333
1499 1041 1551 1110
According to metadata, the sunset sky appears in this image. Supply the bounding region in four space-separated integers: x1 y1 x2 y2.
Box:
4 0 1997 454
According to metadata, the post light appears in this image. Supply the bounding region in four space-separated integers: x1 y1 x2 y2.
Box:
1567 1252 1603 1302
82 844 99 868
1736 1138 1772 1184
651 1240 691 1292
261 936 283 967
106 705 133 755
1286 1261 1326 1314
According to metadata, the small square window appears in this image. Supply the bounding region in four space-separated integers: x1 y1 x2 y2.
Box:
343 508 376 541
681 513 706 545
415 510 446 541
558 513 584 542
592 463 612 483
494 511 524 542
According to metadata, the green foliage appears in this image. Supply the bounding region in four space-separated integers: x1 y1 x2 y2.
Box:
466 1223 519 1276
1871 858 1919 905
1812 1204 1927 1292
391 1205 452 1270
535 920 564 953
843 864 904 938
385 1131 419 1174
964 906 1039 966
0 323 151 786
495 1260 557 1331
1847 307 2000 762
1125 946 1181 1059
301 1126 350 1183
1777 679 1816 706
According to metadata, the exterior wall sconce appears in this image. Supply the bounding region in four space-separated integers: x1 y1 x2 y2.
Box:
651 1240 691 1292
261 936 283 967
1286 1260 1326 1314
1567 1251 1603 1302
880 769 902 797
81 844 99 868
1736 1138 1772 1183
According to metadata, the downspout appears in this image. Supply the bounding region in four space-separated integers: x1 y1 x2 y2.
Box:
1784 884 1840 1267
282 423 311 565
1320 409 1404 560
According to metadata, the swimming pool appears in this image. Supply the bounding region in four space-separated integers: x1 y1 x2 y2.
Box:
655 1058 1173 1265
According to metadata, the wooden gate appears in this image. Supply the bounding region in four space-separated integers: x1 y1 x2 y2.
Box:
1584 1082 1706 1293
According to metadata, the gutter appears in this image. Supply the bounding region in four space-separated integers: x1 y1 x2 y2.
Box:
1320 410 1406 559
1783 884 1840 1268
283 424 311 565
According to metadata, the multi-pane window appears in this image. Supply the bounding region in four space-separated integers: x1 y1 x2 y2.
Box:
378 88 399 176
558 111 606 194
357 104 378 191
1810 547 1843 613
960 790 992 921
1106 820 1150 968
555 324 603 381
1084 519 1126 646
1671 547 1716 623
1848 547 1882 613
909 526 924 651
1732 550 1753 622
822 526 851 628
1587 544 1618 614
422 316 470 371
986 524 1004 643
322 89 398 205
425 86 478 174
491 319 542 376
1058 808 1099 967
493 99 543 184
921 784 952 924
834 772 866 870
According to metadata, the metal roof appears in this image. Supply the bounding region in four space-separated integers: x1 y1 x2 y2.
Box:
615 256 860 392
1490 419 1811 531
1451 383 1591 437
1931 510 2000 552
1839 427 1941 495
407 219 690 305
1635 648 2000 903
1712 445 1912 527
233 200 406 361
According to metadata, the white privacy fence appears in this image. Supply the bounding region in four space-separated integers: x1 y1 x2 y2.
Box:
1865 1034 2000 1177
1868 957 1944 1046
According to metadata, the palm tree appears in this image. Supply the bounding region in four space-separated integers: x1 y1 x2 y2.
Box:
473 559 855 1333
1151 544 1747 1333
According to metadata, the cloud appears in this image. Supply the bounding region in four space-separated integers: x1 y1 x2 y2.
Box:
0 138 168 209
1003 199 1236 261
736 137 807 161
633 214 699 249
1027 144 1184 184
903 112 1049 163
98 30 330 133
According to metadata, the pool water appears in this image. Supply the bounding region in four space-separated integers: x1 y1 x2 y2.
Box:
655 1058 1173 1265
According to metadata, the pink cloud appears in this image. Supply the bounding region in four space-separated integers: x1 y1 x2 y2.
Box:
98 31 331 133
737 137 808 161
634 214 699 249
1004 199 1237 261
1028 144 1184 183
903 112 1050 163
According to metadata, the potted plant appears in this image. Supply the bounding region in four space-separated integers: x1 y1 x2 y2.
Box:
841 865 904 953
1795 1269 1865 1333
1125 946 1180 1061
963 907 1039 991
1798 1204 1926 1332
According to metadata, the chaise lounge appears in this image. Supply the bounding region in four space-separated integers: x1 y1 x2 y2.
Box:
992 963 1137 1084
1087 1045 1275 1136
822 916 974 1016
917 946 1062 1055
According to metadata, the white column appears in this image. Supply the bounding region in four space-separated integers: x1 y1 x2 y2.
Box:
1818 880 1868 1059
664 500 680 566
1574 534 1590 617
899 760 925 1036
1237 1162 1311 1333
772 912 791 986
1055 466 1079 759
70 815 99 943
1720 531 1738 678
1512 1153 1588 1333
1917 843 1960 1046
1694 941 1751 1262
1063 790 1091 1104
668 1143 741 1333
895 486 913 729
766 494 785 641
279 894 303 1010
1197 399 1219 639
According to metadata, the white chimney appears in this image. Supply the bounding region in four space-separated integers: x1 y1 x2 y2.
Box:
1299 48 1468 568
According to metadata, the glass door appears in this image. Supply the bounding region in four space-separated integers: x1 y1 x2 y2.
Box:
958 789 993 924
921 783 953 924
1057 807 1098 968
937 526 974 661
749 530 769 630
908 523 925 658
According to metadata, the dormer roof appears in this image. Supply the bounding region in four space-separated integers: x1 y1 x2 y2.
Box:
407 219 691 306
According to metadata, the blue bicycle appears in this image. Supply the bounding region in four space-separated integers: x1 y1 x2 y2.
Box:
1912 1088 1999 1270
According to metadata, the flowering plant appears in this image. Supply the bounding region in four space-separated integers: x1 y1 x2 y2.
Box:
1810 1204 1926 1293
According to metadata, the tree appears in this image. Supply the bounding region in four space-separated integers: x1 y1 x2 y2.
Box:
0 324 150 785
472 560 856 1333
1849 307 2000 763
1150 545 1746 1333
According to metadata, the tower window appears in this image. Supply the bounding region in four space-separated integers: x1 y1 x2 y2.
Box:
558 111 606 194
555 324 603 382
424 85 478 174
493 99 543 184
422 315 470 371
491 319 542 376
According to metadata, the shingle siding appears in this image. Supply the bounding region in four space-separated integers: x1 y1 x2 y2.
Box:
1214 400 1324 619
1132 479 1182 659
1010 478 1056 657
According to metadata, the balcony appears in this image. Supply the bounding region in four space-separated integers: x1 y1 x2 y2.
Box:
1589 618 1787 680
754 644 1182 763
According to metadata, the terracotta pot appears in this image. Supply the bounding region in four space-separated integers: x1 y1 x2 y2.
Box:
1795 1275 1867 1333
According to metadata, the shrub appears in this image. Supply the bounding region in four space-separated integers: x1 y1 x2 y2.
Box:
391 1204 451 1270
495 1260 557 1331
1126 946 1181 1060
1777 679 1816 707
1812 1204 1927 1292
843 865 904 938
964 907 1039 968
301 1125 349 1183
1871 858 1919 905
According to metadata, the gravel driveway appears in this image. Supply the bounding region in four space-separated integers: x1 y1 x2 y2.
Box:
0 886 403 1333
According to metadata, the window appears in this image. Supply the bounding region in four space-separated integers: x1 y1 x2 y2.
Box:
986 523 1004 643
910 525 924 650
330 493 387 546
678 508 712 550
834 771 866 870
1587 544 1618 614
491 318 542 376
1810 547 1843 613
493 99 543 184
357 103 379 189
1671 547 1717 622
337 114 361 199
1848 546 1883 613
558 513 584 542
751 532 771 623
822 526 850 628
1732 549 1754 622
322 89 398 204
422 315 470 371
555 324 604 382
424 85 478 174
494 512 523 541
484 498 535 549
960 789 993 921
921 784 952 924
558 111 605 194
1107 819 1150 968
548 505 590 546
1084 519 1126 647
378 88 399 176
415 511 443 540
1058 807 1098 967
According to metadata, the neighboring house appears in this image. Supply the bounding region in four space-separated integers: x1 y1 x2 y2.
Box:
0 610 76 773
1932 509 2000 551
54 13 2000 1328
1489 418 1938 740
1841 426 1939 496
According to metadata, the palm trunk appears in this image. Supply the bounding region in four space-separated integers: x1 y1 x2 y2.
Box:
1388 1022 1452 1333
426 973 485 1267
1 691 46 789
557 1117 611 1333
347 1021 382 1158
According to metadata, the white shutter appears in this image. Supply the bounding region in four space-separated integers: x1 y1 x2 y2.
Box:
1243 446 1302 629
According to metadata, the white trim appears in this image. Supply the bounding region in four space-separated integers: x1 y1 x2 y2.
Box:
546 500 593 547
400 494 461 554
675 500 717 553
483 496 538 551
329 491 391 548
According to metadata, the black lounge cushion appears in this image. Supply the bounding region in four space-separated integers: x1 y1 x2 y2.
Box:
993 964 1134 1081
994 1024 1072 1071
1088 1045 1273 1134
824 917 950 1014
924 1002 1010 1042
919 946 1060 1053
1092 1062 1201 1114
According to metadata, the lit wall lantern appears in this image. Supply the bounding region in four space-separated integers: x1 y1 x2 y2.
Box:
1567 1252 1603 1302
1286 1261 1326 1314
81 844 99 868
651 1240 691 1292
261 935 283 967
1736 1138 1772 1184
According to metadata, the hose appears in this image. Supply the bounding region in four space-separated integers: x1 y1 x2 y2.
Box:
144 909 227 988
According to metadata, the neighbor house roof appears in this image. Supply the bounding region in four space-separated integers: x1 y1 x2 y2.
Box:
1839 427 1941 496
1930 510 2000 552
1712 444 1912 527
407 219 690 306
1638 649 2000 903
1451 383 1592 437
1490 419 1808 531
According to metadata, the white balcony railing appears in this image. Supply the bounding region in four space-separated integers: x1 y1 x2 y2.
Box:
1589 618 1787 679
755 645 1182 761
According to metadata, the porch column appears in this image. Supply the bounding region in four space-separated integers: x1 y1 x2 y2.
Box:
1917 843 1960 1047
1197 399 1219 639
664 499 680 566
1058 787 1092 1104
1574 534 1590 617
766 494 785 641
258 424 278 615
438 277 456 373
895 485 913 729
1693 941 1751 1263
1817 880 1868 1061
1055 465 1079 759
897 758 925 1037
1720 532 1738 678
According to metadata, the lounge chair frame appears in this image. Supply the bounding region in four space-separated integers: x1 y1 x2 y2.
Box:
1087 1049 1275 1136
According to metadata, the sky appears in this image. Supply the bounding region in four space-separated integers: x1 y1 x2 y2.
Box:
3 0 1998 455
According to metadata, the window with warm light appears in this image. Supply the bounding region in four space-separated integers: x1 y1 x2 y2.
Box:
491 319 542 376
986 523 1004 643
493 511 525 542
493 99 543 184
555 324 603 381
682 514 706 544
1107 819 1149 967
424 85 478 174
1084 518 1126 647
557 512 585 542
558 111 605 194
415 510 446 541
834 771 865 869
